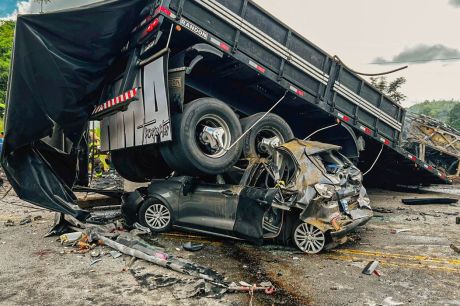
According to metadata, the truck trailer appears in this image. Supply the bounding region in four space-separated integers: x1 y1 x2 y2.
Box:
1 0 448 220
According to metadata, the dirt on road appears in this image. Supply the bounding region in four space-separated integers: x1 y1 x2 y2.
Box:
0 185 459 306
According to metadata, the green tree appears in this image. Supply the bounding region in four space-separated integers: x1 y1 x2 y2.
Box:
370 76 407 104
409 99 459 122
0 21 15 114
448 103 460 130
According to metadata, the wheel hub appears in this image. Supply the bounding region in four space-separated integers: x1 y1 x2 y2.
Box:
200 126 225 150
144 203 171 230
294 223 325 254
258 136 281 155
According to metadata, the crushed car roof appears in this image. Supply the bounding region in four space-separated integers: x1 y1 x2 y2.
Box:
279 139 342 159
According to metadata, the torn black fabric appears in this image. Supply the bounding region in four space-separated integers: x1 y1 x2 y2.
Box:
1 0 147 218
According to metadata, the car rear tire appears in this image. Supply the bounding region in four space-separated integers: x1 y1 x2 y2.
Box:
292 221 326 254
111 145 172 182
240 113 294 158
139 198 172 233
160 98 243 175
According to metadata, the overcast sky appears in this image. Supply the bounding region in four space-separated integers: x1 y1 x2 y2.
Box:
1 0 460 107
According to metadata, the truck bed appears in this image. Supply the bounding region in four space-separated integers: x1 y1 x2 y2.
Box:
159 0 448 184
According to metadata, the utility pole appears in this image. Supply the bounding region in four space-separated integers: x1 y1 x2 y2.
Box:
34 0 51 14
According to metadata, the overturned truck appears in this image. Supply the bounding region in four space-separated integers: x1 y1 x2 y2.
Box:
0 0 447 251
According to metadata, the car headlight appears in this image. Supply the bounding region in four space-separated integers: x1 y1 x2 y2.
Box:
314 183 336 199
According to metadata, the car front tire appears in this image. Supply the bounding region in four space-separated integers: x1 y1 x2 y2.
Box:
139 198 173 233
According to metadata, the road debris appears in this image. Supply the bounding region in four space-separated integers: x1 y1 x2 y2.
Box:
109 251 122 259
4 219 15 227
450 244 460 254
173 279 227 299
402 198 458 205
19 215 32 225
362 260 379 275
419 212 441 218
59 232 83 245
390 229 411 234
373 207 394 213
228 282 276 295
456 217 460 224
90 258 102 266
92 231 225 283
182 241 204 252
383 296 404 305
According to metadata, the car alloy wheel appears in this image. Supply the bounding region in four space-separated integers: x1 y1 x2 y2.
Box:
294 222 325 254
144 203 171 230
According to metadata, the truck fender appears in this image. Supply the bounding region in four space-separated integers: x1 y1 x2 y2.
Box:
169 43 223 112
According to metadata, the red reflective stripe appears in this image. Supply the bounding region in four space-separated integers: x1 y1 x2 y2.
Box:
380 137 390 145
360 126 372 135
249 60 265 73
289 85 304 96
338 113 350 122
423 164 433 170
155 6 171 16
94 88 138 114
256 65 265 73
220 42 230 51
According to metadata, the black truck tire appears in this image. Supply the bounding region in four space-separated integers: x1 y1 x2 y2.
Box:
240 113 294 158
111 145 172 182
160 98 243 175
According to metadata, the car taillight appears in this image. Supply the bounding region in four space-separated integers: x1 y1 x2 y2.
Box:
146 18 160 33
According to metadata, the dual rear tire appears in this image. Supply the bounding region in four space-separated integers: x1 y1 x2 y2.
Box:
113 97 294 179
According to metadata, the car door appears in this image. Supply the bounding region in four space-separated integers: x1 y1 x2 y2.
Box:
175 183 242 235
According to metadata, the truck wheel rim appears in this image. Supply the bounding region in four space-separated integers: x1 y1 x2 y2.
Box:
294 223 325 254
197 114 231 158
145 204 171 229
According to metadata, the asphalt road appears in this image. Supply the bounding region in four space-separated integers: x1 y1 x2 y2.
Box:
0 186 459 306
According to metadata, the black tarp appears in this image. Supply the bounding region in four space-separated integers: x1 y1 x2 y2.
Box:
1 0 147 219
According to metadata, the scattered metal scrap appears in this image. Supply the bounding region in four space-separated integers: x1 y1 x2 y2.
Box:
450 244 460 254
404 113 460 176
362 260 380 276
401 198 458 205
182 242 204 252
4 219 15 227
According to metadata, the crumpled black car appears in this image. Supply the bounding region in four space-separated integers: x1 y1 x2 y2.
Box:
122 139 373 254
